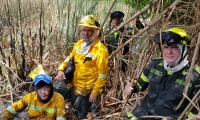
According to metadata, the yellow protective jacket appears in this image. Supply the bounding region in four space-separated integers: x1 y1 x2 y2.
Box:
1 91 66 120
57 39 109 96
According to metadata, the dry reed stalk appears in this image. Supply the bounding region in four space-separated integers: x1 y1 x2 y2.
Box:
184 33 200 88
99 0 116 38
182 93 200 119
178 80 200 120
118 43 156 119
18 0 26 80
176 30 200 120
139 115 173 119
39 1 43 64
111 0 181 56
0 93 11 98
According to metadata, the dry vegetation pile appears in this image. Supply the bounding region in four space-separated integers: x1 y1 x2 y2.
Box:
0 0 199 119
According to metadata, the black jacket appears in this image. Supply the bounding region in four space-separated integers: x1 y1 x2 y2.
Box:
105 27 132 54
133 59 200 119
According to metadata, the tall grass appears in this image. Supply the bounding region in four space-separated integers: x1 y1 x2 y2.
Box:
0 0 200 119
0 0 129 111
0 0 130 88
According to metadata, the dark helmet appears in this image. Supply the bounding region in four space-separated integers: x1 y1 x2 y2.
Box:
154 28 190 47
110 11 124 19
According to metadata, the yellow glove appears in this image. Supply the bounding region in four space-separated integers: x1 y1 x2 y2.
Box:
126 112 137 120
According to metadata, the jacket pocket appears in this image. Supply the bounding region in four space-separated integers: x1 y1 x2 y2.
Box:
148 78 160 99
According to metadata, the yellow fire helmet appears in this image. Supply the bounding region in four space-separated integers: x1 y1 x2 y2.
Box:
165 28 188 38
78 14 100 29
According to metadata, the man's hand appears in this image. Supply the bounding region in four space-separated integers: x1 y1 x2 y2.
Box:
124 80 135 95
54 71 66 82
89 94 97 103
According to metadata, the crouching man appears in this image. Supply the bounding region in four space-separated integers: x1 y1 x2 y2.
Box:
1 74 66 120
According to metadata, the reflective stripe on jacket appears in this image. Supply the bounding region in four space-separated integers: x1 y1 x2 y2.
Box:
57 39 109 96
105 27 132 54
1 91 66 120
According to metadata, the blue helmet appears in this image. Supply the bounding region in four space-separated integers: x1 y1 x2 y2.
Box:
33 74 51 86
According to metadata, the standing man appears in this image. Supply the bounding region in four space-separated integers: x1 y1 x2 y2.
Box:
1 74 66 120
105 11 131 72
105 11 130 55
124 28 200 119
54 14 109 119
105 11 144 72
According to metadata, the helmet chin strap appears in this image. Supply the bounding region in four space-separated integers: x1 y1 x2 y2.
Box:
178 45 187 64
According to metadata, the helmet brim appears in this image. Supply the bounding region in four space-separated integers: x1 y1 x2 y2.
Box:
78 24 100 30
154 32 185 46
33 74 51 86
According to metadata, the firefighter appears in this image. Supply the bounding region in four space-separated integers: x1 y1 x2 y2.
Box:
104 11 144 72
53 14 109 119
124 28 200 120
1 74 66 120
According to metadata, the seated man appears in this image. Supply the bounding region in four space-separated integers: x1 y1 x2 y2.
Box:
1 74 66 120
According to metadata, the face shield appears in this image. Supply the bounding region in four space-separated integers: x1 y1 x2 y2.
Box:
154 27 190 47
154 31 187 46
